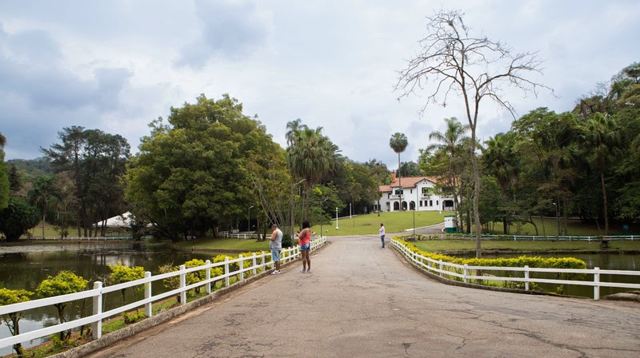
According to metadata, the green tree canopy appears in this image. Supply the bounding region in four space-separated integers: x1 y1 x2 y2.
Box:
126 94 285 240
0 197 39 242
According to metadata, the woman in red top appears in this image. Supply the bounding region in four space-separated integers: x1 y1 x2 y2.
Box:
298 220 312 273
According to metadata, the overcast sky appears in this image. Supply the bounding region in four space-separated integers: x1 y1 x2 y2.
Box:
1 0 639 167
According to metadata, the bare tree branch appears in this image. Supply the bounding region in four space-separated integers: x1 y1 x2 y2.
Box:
395 9 552 257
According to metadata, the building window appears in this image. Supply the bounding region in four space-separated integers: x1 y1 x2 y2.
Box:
429 200 433 206
436 200 439 206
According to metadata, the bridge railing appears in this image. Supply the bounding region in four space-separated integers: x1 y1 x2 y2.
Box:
0 237 327 351
391 239 640 300
440 234 638 241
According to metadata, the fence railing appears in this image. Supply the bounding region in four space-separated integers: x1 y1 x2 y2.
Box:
437 234 638 241
24 236 133 241
0 237 327 350
219 232 259 240
391 239 640 301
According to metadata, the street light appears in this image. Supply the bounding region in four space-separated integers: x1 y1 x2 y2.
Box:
247 205 254 232
335 207 339 229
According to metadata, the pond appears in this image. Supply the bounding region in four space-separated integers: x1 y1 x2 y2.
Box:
0 241 213 355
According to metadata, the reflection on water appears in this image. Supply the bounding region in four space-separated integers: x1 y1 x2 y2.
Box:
0 242 210 355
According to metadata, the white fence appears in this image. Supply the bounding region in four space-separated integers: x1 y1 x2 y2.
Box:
0 237 326 351
219 232 259 240
442 234 638 241
391 239 640 300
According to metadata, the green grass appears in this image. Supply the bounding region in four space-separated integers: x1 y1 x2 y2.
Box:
413 239 640 253
485 217 638 236
314 211 445 236
172 238 270 252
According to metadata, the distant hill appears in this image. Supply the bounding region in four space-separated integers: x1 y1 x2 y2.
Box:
7 157 53 181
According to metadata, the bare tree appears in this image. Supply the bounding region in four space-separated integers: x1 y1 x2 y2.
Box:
397 10 549 257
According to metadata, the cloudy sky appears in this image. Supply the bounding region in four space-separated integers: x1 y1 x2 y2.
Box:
1 0 639 167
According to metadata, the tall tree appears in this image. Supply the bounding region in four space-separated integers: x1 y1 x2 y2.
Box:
483 133 520 234
0 132 8 209
286 120 339 220
28 175 59 239
127 95 282 240
44 127 129 237
579 113 620 235
389 132 408 210
397 10 547 256
426 117 469 230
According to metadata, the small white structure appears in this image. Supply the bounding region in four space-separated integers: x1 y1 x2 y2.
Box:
373 174 455 212
95 212 135 228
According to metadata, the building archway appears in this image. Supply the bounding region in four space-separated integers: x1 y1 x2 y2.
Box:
402 201 408 210
393 202 399 211
409 201 416 210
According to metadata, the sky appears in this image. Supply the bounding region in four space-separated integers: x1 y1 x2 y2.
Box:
0 0 639 167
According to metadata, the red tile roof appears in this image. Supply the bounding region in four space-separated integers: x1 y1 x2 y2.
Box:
379 176 439 192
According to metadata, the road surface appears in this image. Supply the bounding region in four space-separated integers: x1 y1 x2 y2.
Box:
90 236 640 357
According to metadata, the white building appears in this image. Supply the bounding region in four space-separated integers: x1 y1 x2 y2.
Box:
373 174 455 212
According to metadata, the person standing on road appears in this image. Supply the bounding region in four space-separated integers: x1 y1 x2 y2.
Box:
270 223 283 274
379 223 385 248
298 221 312 273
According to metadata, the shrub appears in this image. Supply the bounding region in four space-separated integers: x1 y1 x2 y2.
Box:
0 288 33 356
107 264 145 304
184 259 206 293
36 271 88 340
123 311 146 324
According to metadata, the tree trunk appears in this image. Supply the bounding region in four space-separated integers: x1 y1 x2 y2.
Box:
470 134 482 257
397 153 403 211
600 171 609 236
503 217 509 235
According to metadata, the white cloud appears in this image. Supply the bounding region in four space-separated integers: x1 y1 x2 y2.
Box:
0 0 638 169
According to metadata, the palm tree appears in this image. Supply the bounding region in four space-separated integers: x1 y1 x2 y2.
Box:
28 175 59 239
428 118 469 229
580 113 620 235
389 133 408 210
286 120 338 220
483 133 519 234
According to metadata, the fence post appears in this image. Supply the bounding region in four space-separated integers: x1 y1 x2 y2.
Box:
92 281 103 340
438 260 443 277
144 271 153 317
463 264 468 283
179 265 187 305
205 260 212 294
593 267 600 300
524 265 530 291
224 258 230 287
252 253 257 276
239 255 245 282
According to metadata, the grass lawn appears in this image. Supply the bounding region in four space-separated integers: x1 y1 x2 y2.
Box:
172 238 270 252
315 211 445 236
485 217 639 236
413 239 640 253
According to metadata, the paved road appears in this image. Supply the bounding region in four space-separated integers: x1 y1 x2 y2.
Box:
90 236 640 358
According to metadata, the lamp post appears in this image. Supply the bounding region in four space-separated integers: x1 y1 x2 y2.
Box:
335 207 339 229
247 205 254 232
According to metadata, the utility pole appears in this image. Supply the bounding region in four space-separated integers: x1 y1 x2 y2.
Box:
336 207 339 229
